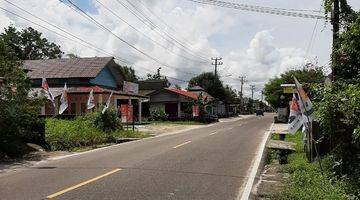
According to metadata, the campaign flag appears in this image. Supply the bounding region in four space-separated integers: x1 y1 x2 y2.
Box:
87 89 95 110
42 77 55 106
294 77 314 123
288 93 303 134
192 105 199 117
59 83 69 115
102 92 113 114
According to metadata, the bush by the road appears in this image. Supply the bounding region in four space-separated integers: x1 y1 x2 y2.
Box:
275 132 350 200
46 109 147 151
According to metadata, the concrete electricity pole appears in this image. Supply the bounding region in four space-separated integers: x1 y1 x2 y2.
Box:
239 76 246 113
211 57 223 78
250 85 255 100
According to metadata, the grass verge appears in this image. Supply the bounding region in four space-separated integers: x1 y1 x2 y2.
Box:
273 132 349 200
45 118 149 151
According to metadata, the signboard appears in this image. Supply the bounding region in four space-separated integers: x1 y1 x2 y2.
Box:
283 87 295 94
192 105 199 117
123 81 139 94
120 104 133 123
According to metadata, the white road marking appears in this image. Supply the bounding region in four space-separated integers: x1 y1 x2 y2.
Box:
237 123 274 200
209 131 218 135
173 141 192 149
46 168 121 199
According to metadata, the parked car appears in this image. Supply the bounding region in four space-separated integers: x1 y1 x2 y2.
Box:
256 109 264 116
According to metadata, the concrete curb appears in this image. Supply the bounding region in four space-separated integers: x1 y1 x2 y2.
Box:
237 123 274 200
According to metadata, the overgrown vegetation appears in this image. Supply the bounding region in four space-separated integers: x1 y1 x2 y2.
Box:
46 108 148 151
0 38 43 158
263 63 325 108
275 133 350 200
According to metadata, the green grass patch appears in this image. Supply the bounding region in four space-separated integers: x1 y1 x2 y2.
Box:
273 132 349 200
45 118 149 151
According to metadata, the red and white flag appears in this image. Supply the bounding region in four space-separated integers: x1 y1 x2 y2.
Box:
288 93 303 135
102 92 113 114
59 83 68 115
42 77 55 106
294 77 314 123
87 89 95 110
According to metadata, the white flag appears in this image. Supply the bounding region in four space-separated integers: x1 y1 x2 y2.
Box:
87 89 95 110
288 93 303 135
102 92 113 114
42 77 55 106
294 77 314 123
59 83 68 115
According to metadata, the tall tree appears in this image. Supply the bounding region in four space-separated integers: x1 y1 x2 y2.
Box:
188 72 226 101
264 63 325 108
145 67 170 87
0 38 42 157
115 64 138 82
0 26 63 60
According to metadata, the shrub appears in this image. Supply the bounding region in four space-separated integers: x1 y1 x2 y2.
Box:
276 132 349 200
315 83 360 176
45 118 109 150
149 108 167 121
79 108 122 132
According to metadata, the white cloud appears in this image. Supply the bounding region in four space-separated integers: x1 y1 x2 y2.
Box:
0 0 346 99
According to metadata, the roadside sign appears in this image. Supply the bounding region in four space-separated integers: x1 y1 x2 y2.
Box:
123 81 139 94
283 87 294 93
120 104 133 123
192 105 199 117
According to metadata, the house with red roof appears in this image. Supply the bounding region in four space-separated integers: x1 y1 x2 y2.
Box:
148 88 213 119
24 57 147 121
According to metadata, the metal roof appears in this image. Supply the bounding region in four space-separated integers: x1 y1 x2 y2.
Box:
23 57 114 79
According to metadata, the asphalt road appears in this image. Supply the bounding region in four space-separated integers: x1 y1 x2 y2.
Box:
0 114 273 200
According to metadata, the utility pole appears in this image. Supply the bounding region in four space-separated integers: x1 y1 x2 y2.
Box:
250 85 255 100
211 57 223 78
261 90 264 102
331 0 340 81
250 85 255 113
239 76 246 113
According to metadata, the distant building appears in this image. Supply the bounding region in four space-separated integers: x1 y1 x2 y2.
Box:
23 57 147 121
148 88 200 119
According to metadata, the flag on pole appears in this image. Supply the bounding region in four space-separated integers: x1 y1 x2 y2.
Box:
294 77 314 123
59 83 68 115
102 92 113 114
288 93 303 134
42 76 55 106
87 89 95 110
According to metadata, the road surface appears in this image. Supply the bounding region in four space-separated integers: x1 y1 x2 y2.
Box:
0 114 273 200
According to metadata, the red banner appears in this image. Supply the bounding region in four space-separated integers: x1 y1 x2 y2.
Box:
192 105 199 117
120 104 133 123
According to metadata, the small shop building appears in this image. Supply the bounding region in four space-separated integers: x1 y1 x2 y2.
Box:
23 57 147 121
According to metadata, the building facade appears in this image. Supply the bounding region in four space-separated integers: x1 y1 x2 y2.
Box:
23 57 147 121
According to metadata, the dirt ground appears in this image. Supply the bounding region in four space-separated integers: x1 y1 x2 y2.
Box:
136 123 205 136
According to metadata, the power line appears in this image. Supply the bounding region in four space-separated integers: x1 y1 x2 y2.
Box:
1 0 132 64
94 0 207 64
118 0 210 62
0 3 188 84
64 0 199 76
186 0 325 20
134 0 213 59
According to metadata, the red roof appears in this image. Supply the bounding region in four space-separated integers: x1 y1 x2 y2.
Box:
166 88 198 100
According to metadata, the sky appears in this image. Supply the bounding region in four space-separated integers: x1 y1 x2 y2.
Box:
0 0 359 99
